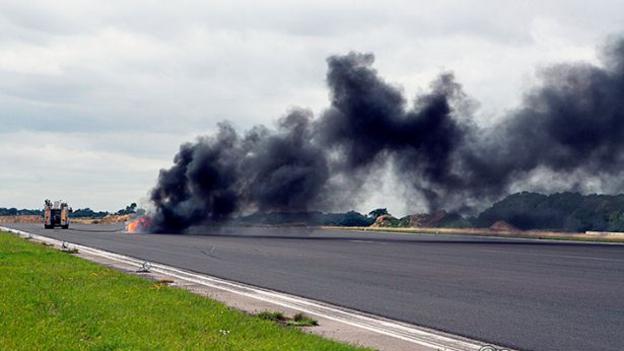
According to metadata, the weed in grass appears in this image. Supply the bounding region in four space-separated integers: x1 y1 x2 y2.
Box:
150 279 175 290
257 311 318 327
257 311 287 322
291 313 318 327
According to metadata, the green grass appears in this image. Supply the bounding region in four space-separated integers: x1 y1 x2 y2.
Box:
0 232 369 351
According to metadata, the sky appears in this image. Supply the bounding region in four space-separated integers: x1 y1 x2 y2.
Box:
1 0 623 213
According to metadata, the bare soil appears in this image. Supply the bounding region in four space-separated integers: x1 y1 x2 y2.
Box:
0 214 130 225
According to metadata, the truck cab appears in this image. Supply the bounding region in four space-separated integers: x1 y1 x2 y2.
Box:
44 200 71 229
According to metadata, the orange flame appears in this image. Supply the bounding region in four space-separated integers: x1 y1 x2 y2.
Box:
126 220 140 233
126 216 151 233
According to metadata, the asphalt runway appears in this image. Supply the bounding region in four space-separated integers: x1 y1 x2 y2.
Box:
6 223 624 351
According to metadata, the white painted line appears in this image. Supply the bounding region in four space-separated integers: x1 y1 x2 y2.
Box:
1 226 512 351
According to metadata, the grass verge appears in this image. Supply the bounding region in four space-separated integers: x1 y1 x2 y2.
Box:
0 232 369 351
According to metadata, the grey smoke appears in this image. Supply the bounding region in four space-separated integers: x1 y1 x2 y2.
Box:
149 37 624 233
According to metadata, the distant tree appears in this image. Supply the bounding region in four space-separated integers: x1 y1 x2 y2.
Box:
115 203 138 215
0 208 43 216
336 211 375 226
475 192 624 232
70 208 109 218
368 208 388 219
608 211 624 232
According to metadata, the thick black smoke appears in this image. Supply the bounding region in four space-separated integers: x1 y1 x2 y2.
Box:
318 53 474 209
465 38 624 193
150 111 328 232
150 38 624 233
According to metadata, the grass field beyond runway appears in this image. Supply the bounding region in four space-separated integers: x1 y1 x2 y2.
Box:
0 232 368 351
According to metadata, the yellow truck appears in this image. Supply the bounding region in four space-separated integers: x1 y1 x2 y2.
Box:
43 200 71 229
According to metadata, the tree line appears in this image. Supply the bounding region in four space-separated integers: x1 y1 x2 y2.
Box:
0 203 141 218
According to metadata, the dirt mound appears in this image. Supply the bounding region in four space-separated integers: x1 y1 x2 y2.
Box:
0 213 135 225
371 214 400 227
371 210 455 228
489 220 519 232
401 210 449 227
72 214 132 224
0 215 41 224
99 214 132 224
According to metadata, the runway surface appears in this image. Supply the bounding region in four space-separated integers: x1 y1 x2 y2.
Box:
6 223 624 351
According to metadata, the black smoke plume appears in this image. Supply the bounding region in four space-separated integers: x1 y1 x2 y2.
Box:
150 37 624 233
